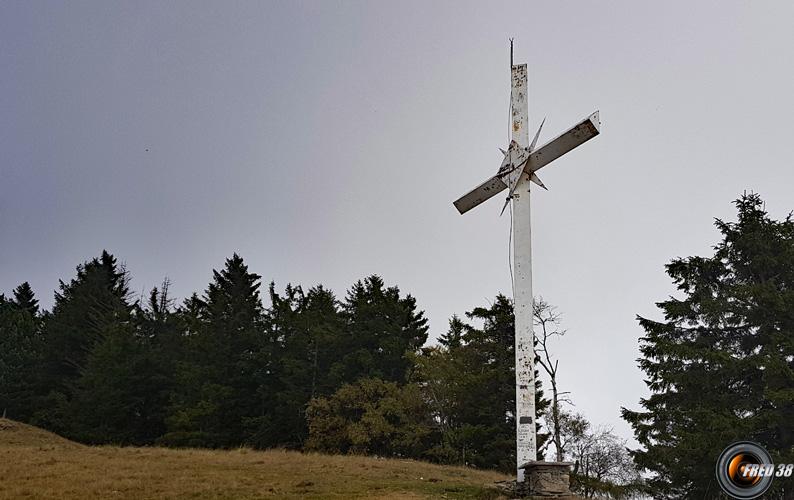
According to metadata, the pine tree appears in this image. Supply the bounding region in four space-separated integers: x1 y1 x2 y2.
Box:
622 194 794 498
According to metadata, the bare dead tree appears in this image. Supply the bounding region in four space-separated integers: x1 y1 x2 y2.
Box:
563 414 643 498
533 297 571 462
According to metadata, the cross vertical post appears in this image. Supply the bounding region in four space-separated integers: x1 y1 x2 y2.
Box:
451 45 600 487
510 63 536 482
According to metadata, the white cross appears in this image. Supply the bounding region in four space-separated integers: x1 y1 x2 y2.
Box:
453 59 600 482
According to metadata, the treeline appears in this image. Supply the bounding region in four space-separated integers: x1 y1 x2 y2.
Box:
0 252 547 472
5 193 790 498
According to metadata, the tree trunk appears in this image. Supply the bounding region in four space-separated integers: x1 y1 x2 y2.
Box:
551 376 562 462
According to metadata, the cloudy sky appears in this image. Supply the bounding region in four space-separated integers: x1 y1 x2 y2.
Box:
2 1 794 444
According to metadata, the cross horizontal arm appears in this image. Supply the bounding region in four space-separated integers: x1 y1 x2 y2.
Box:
452 111 600 216
453 174 507 215
526 111 600 174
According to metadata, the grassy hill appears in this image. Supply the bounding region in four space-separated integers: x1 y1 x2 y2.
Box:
0 419 510 499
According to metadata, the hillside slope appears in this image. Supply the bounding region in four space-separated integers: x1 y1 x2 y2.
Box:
0 419 509 499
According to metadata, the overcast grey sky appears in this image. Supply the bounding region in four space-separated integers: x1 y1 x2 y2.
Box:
2 1 794 445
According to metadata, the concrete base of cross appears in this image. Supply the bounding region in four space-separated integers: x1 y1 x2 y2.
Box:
495 461 580 498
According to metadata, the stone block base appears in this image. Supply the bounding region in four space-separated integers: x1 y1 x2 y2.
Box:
495 461 581 498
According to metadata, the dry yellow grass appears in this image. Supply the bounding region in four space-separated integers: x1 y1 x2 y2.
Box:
0 419 510 499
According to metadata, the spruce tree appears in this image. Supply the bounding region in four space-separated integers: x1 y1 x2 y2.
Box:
131 281 184 443
66 281 184 445
65 321 165 445
34 251 133 433
0 283 42 421
622 194 794 498
415 295 550 471
256 283 344 448
163 254 266 448
12 282 39 315
336 275 429 384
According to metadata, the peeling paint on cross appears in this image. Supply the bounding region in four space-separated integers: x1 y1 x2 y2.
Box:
452 50 600 483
